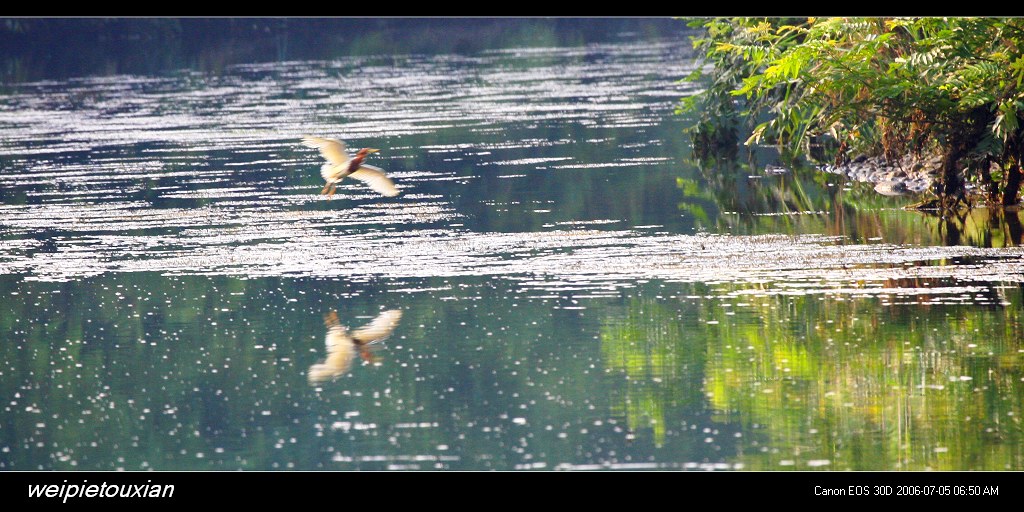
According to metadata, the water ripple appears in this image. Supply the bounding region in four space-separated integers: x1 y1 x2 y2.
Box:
1 37 1020 300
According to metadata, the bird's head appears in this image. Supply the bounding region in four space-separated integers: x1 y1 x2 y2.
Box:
357 148 380 157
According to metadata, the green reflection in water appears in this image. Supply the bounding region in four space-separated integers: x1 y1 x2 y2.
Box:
600 298 705 447
699 283 1024 470
594 280 1024 470
1 25 1023 472
3 271 1023 470
683 154 1024 248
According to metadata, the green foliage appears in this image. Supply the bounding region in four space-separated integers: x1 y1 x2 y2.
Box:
682 17 1024 206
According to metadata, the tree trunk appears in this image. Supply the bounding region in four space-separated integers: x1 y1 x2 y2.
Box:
1006 208 1023 244
1003 163 1022 207
940 217 962 245
979 158 1000 204
940 147 964 207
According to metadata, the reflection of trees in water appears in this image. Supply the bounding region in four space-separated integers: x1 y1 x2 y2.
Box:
697 287 1024 470
599 298 706 447
591 273 1024 469
930 208 1024 247
4 267 1022 470
687 153 1024 248
592 273 1024 469
685 153 876 237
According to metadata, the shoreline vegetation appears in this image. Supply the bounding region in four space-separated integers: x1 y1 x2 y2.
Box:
680 17 1024 210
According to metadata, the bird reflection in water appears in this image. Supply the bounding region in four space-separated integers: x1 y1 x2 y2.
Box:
301 136 400 198
308 309 403 385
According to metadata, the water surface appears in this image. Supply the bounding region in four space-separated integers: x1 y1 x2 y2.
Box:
1 32 1023 470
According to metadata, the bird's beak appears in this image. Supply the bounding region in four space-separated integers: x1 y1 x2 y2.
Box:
366 148 380 153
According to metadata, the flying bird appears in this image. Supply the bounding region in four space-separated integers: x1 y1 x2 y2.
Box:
308 309 403 384
301 136 399 197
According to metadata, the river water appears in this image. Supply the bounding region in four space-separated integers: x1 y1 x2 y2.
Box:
1 29 1023 470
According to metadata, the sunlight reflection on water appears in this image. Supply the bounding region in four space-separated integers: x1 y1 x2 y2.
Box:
1 34 1023 472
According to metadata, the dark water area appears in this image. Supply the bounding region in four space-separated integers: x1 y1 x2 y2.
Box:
1 19 1023 471
0 18 682 83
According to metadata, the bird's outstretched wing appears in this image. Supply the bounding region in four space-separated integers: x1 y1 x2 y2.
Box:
350 165 400 197
309 311 357 384
322 310 348 349
302 136 349 166
308 342 355 383
351 309 402 345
